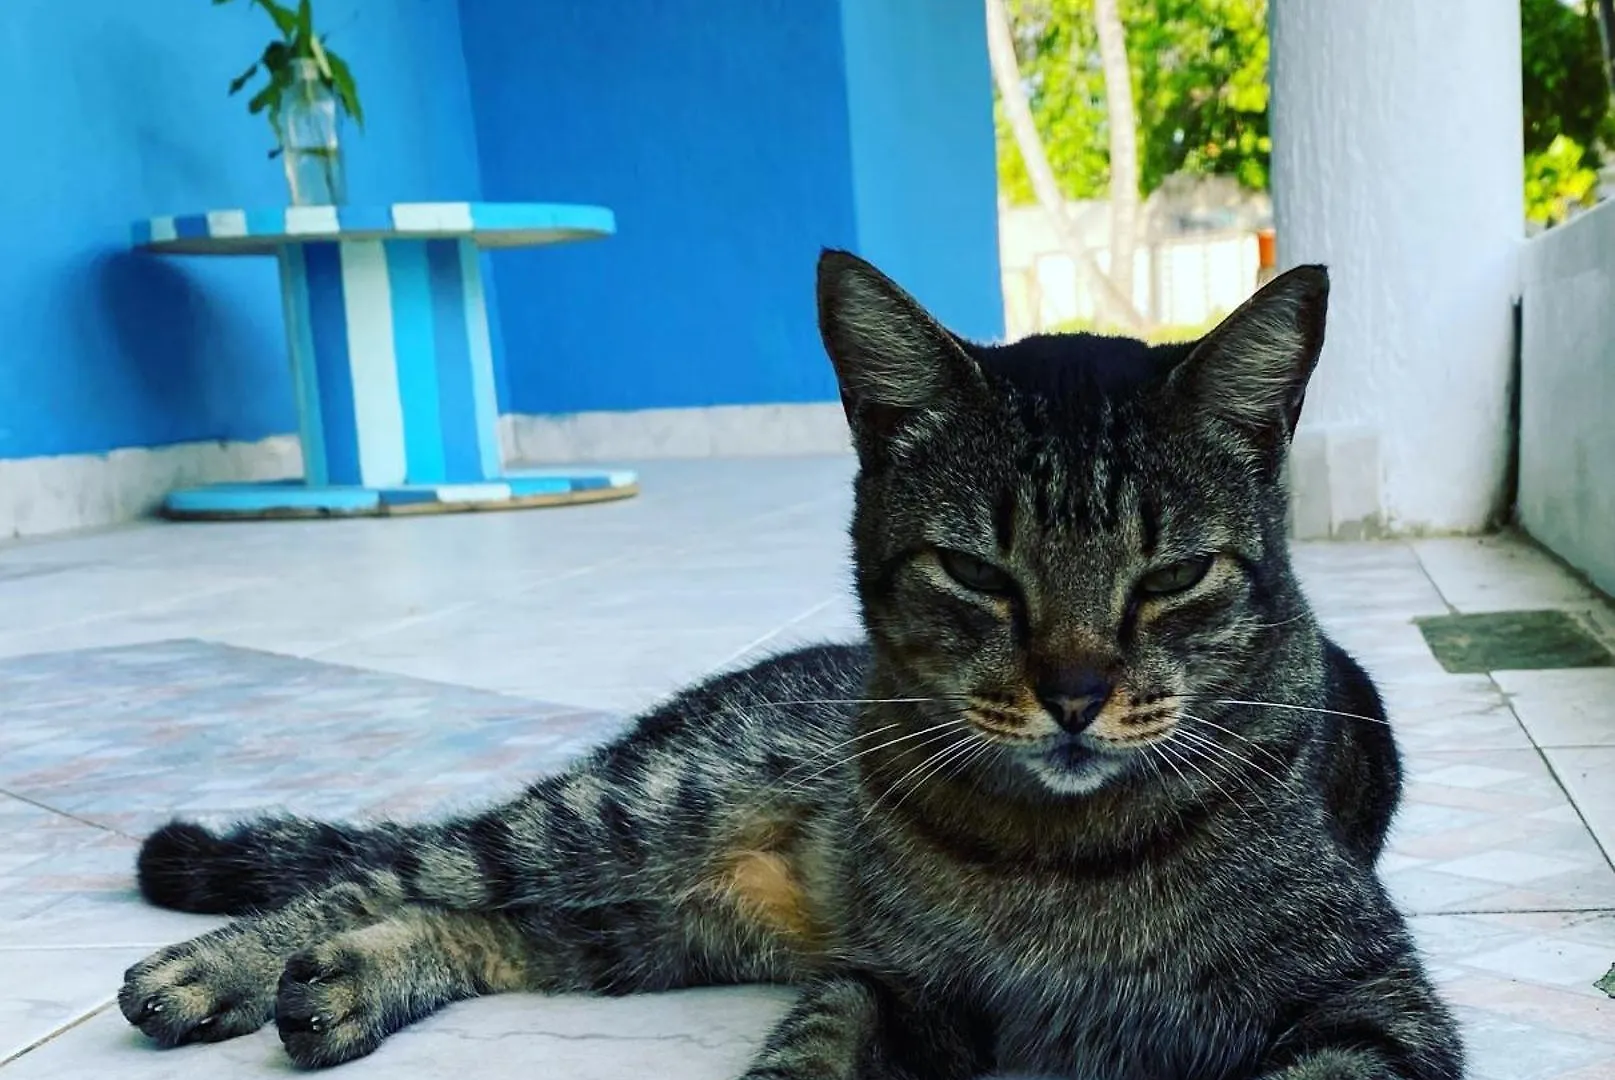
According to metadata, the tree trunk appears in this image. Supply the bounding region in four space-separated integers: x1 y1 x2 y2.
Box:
1093 0 1141 320
1596 0 1615 97
985 0 1147 332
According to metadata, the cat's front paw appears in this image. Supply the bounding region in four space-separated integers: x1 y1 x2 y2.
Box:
119 936 278 1046
275 941 394 1068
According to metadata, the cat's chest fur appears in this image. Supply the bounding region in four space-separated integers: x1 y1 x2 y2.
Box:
839 816 1347 1079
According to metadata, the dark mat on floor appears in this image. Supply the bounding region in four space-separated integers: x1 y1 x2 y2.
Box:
1415 609 1614 674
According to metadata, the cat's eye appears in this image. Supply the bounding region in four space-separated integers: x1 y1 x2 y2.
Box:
936 549 1017 596
1137 555 1214 597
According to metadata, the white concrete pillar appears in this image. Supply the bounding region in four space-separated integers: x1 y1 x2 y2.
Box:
1271 0 1524 538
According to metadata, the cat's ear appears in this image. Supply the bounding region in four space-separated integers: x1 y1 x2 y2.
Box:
1168 264 1328 452
816 249 984 446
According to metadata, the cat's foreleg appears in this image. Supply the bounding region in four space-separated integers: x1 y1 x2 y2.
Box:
120 875 543 1068
119 874 409 1048
273 905 539 1067
740 975 988 1080
1255 959 1462 1080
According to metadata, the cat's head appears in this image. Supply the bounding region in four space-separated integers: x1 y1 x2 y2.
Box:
817 250 1327 797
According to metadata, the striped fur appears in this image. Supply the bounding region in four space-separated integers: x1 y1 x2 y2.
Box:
120 254 1461 1078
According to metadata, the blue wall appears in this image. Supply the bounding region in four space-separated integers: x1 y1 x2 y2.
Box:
0 0 480 459
458 0 861 416
840 0 1005 343
461 0 1004 419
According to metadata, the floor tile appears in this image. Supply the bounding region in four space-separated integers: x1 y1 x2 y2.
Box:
1544 746 1615 863
0 947 150 1062
1496 668 1615 748
1414 535 1602 613
1384 749 1615 913
1412 911 1615 1080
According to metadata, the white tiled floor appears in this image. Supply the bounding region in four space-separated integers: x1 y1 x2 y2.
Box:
1 455 1612 1079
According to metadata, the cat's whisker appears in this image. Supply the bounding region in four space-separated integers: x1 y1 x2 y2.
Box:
782 718 968 794
1246 612 1310 631
860 727 976 823
1159 738 1280 847
1171 725 1287 791
751 696 968 709
1213 699 1390 726
780 699 979 778
1140 747 1192 835
1177 713 1290 775
777 723 902 779
886 732 986 817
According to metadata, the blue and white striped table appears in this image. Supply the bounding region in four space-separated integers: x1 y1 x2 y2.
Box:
132 202 637 519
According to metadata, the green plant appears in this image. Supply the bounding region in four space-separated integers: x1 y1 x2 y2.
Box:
214 0 363 156
1048 313 1224 343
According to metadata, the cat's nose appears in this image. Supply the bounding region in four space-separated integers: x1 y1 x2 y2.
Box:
1037 673 1112 733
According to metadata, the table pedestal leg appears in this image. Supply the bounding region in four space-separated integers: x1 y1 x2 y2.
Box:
162 238 637 520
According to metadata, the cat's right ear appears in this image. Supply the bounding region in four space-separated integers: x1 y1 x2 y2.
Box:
816 249 984 449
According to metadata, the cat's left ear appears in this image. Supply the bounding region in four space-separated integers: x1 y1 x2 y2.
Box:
1167 264 1329 453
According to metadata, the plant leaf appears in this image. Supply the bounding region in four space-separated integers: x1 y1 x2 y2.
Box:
253 0 299 37
248 84 276 115
296 0 314 42
227 62 258 95
308 33 334 81
324 51 364 128
263 40 289 72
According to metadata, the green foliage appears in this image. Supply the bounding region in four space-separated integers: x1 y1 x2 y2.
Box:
1520 0 1613 226
1524 134 1602 225
213 0 364 154
995 0 1269 204
1522 0 1614 155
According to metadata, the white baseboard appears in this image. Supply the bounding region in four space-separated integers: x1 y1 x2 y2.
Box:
499 403 853 464
1287 426 1386 540
0 436 303 540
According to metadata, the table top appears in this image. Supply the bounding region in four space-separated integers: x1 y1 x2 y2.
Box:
132 202 614 256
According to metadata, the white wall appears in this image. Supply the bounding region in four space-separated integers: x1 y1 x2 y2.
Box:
1271 0 1524 536
1517 199 1615 596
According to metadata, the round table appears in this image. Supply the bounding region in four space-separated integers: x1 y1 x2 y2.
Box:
131 202 638 519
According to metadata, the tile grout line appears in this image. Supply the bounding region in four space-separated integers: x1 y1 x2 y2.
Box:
1524 735 1615 874
712 597 842 671
0 1001 114 1068
0 788 137 840
1410 906 1615 917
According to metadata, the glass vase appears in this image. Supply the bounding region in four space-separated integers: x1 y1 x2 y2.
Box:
278 58 346 206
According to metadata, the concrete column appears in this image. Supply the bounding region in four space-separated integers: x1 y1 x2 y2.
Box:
1272 0 1524 538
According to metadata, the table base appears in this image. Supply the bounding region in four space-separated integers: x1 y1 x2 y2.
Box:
162 469 638 521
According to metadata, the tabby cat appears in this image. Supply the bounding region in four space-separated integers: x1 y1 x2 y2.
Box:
120 251 1462 1079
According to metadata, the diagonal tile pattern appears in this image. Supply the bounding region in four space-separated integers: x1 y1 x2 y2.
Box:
0 457 1611 1077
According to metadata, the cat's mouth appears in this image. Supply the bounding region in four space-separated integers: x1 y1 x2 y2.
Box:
1020 733 1136 794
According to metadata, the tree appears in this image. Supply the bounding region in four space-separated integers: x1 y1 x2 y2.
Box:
995 0 1269 205
1521 0 1615 225
1093 0 1141 308
986 0 1147 329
